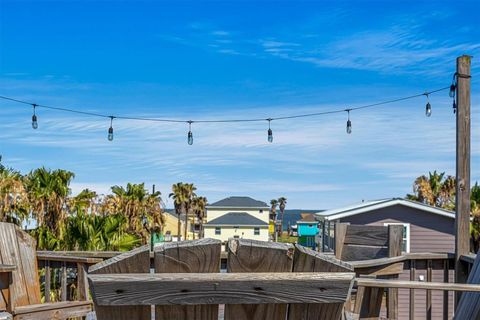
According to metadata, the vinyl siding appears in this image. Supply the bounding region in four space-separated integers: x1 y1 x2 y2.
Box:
340 204 455 320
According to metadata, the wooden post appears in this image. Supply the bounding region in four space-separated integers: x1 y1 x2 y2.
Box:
387 225 402 319
44 261 51 303
410 260 416 320
77 262 89 301
455 55 471 303
426 260 432 320
61 261 67 301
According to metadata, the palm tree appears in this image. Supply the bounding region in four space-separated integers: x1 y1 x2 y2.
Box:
25 167 75 239
278 197 287 236
170 182 187 240
106 183 164 244
406 171 456 210
270 199 278 239
169 183 197 241
0 166 29 224
270 199 278 219
192 196 208 239
182 183 197 240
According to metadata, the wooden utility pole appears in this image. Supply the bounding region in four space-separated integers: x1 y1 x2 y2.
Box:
455 55 471 302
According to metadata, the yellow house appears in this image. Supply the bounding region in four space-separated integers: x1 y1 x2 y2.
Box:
163 211 198 241
204 196 270 242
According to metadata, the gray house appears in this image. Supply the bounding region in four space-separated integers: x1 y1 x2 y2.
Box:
316 198 455 320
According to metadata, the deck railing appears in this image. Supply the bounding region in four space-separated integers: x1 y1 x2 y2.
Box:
34 249 478 319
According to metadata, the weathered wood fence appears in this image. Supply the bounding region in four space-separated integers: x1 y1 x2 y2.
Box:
88 238 356 320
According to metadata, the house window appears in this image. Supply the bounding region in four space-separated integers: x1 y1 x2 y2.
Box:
259 210 263 213
215 227 221 235
254 227 260 235
384 223 410 253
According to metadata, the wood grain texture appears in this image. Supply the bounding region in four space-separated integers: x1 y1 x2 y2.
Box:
36 252 103 264
154 238 221 320
455 55 471 301
335 223 348 260
13 301 92 320
225 239 294 320
0 223 42 309
77 263 89 301
289 244 353 320
355 278 480 291
454 251 480 320
386 224 402 319
88 245 150 320
341 245 388 262
88 272 354 305
344 225 388 247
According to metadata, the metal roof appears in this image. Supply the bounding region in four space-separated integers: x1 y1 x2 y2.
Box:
207 196 269 208
204 212 268 226
315 198 455 221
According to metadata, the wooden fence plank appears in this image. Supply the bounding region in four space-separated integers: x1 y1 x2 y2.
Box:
334 224 348 260
340 245 388 261
387 224 402 319
154 238 221 320
88 245 150 320
225 239 294 320
61 262 67 301
289 244 353 320
343 225 388 247
77 263 89 301
88 272 355 305
44 261 51 303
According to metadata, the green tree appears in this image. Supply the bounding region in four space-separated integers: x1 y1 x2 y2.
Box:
192 196 208 239
103 183 164 244
25 167 75 242
0 166 29 224
406 171 456 210
278 197 287 235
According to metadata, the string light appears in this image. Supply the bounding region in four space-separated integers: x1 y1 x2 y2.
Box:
451 74 457 114
187 121 193 145
424 93 432 117
31 104 38 129
267 118 273 143
346 109 352 134
0 85 453 143
108 116 114 141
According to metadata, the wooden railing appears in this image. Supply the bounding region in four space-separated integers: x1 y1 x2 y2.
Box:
36 251 105 302
351 252 478 320
34 249 478 319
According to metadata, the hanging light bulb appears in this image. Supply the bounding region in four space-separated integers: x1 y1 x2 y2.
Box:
187 121 193 145
449 84 456 98
425 94 432 117
346 109 352 134
31 104 38 129
267 119 273 143
108 116 114 141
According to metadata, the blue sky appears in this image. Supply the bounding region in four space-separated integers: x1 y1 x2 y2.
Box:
0 0 479 209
